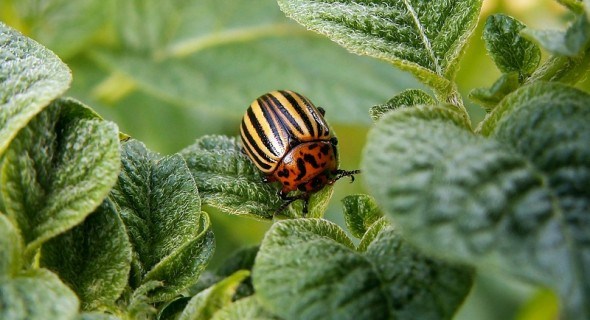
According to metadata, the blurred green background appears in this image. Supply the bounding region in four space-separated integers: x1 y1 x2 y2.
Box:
1 0 572 318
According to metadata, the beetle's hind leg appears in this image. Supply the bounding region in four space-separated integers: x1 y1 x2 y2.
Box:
275 190 310 216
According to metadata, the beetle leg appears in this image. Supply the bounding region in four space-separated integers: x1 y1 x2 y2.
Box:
317 106 326 116
333 169 361 182
278 189 290 199
275 191 310 216
302 198 309 214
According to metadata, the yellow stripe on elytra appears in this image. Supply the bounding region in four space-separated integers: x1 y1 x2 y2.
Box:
271 91 311 139
262 100 289 151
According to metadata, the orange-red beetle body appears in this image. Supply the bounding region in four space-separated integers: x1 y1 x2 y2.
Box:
240 90 359 213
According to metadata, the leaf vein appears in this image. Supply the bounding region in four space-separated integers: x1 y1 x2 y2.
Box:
402 0 442 75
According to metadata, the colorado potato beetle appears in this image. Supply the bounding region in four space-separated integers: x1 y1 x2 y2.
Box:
240 90 360 214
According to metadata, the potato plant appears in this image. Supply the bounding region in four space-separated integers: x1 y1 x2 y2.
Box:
0 0 589 319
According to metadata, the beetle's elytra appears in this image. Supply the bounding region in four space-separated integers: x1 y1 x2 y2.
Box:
240 90 360 214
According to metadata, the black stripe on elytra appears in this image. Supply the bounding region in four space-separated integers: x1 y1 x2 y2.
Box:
267 93 304 136
299 93 329 137
258 98 285 150
241 121 273 170
296 158 307 180
280 90 316 137
247 107 280 157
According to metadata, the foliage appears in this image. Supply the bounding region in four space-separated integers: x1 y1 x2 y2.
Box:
1 1 589 320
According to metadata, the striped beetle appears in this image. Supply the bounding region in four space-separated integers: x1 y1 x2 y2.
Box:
240 90 360 214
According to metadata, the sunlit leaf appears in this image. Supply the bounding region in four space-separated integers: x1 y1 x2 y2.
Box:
1 98 120 262
0 21 71 155
370 89 435 121
483 14 540 76
110 140 214 302
277 0 482 91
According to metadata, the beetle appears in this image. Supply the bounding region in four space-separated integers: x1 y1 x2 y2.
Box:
240 90 360 214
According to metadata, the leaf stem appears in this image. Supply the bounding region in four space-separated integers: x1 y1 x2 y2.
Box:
435 84 472 130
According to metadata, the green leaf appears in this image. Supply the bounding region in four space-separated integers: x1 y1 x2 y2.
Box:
370 89 435 121
478 81 587 136
217 246 259 278
341 194 382 238
284 185 333 219
110 139 214 302
78 312 122 320
469 72 520 111
0 21 72 155
178 270 250 320
0 269 79 320
0 213 22 278
525 52 590 84
358 219 474 320
277 0 482 91
489 82 590 319
91 0 421 126
211 296 280 320
40 199 132 311
522 13 590 57
114 0 191 52
92 40 418 126
253 218 472 320
180 135 282 219
362 93 590 319
483 14 541 76
5 0 111 59
557 0 585 13
215 246 259 300
0 98 120 262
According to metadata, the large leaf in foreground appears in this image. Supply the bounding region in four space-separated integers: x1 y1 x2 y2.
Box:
277 0 482 90
253 218 472 320
363 94 590 319
489 82 590 318
110 140 214 302
0 269 79 320
0 22 72 154
40 199 132 311
0 98 120 262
